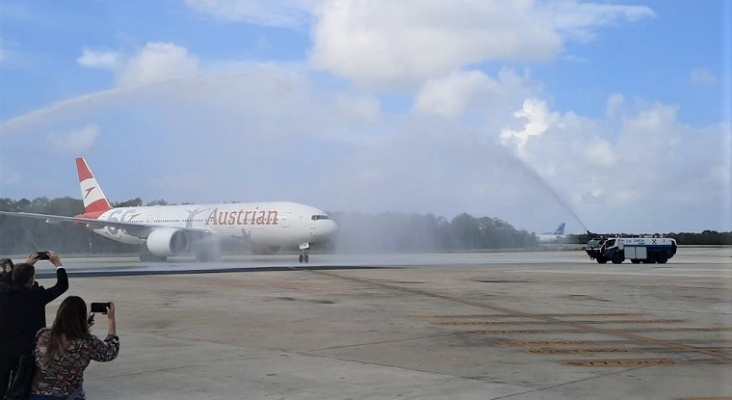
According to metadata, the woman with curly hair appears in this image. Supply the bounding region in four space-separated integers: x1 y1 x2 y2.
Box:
29 296 119 400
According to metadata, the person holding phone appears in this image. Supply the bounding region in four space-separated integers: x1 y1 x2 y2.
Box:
29 296 119 400
0 251 69 396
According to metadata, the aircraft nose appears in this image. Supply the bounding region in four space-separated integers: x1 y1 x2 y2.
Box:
320 219 338 238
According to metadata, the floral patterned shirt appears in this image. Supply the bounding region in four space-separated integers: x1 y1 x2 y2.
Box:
31 328 120 399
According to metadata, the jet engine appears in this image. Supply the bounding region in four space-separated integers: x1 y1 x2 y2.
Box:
146 228 189 256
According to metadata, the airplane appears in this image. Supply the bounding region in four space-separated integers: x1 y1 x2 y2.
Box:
0 158 338 263
536 222 568 243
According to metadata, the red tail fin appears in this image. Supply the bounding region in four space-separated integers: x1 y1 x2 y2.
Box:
76 157 112 214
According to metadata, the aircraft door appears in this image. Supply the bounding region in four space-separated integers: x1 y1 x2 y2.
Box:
280 212 291 228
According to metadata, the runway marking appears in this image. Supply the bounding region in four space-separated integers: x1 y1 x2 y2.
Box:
466 328 583 334
414 312 647 319
437 319 685 326
464 329 549 334
638 347 732 352
520 346 732 354
591 319 685 324
562 359 679 367
527 348 631 354
500 340 611 347
440 321 538 326
632 327 732 332
302 269 732 364
500 339 732 346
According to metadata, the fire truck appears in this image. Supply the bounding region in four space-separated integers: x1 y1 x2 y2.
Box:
585 236 677 264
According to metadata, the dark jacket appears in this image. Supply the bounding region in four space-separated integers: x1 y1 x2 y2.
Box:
0 270 12 285
0 267 69 354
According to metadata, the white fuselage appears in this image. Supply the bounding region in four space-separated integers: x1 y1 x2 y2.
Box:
91 201 337 247
537 234 568 243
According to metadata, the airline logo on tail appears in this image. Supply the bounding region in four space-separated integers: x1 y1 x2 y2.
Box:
76 157 112 215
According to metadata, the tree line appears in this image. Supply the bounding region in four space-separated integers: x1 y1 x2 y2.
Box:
0 196 538 255
0 196 729 256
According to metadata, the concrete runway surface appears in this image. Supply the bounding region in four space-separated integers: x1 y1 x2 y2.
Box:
28 248 732 399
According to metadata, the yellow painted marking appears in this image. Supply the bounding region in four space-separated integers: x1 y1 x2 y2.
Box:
562 359 679 367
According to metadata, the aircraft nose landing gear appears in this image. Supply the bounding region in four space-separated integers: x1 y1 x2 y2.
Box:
299 243 310 263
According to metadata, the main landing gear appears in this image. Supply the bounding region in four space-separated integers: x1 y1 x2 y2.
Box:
298 243 310 263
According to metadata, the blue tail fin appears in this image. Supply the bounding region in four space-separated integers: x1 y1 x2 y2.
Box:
554 223 566 235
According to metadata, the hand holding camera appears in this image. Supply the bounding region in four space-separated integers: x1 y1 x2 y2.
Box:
91 302 116 335
26 251 62 267
91 302 111 314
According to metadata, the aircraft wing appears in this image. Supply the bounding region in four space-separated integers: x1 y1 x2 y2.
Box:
0 211 213 239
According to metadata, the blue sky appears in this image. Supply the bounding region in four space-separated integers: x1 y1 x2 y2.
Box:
0 0 730 233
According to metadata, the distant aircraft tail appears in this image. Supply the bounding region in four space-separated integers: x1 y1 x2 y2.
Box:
76 157 112 214
554 223 566 235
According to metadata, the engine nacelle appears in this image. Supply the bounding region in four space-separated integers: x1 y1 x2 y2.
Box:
146 228 189 256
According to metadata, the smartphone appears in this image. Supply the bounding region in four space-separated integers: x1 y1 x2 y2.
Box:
90 302 111 314
36 251 50 260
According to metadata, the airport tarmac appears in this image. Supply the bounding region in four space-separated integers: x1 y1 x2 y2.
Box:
29 248 732 399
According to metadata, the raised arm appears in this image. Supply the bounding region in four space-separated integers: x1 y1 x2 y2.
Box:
90 302 119 362
41 251 69 304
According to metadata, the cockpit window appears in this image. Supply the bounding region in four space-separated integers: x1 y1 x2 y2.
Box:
311 215 330 221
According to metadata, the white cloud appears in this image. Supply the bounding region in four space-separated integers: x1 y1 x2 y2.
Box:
414 69 534 119
1 42 728 234
546 1 655 42
309 0 654 88
500 98 560 155
115 42 199 88
77 48 120 69
691 69 718 85
183 0 314 27
498 97 730 232
584 140 617 167
46 123 99 154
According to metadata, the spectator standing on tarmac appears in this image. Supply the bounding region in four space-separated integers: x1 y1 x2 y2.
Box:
29 297 120 400
0 251 69 395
